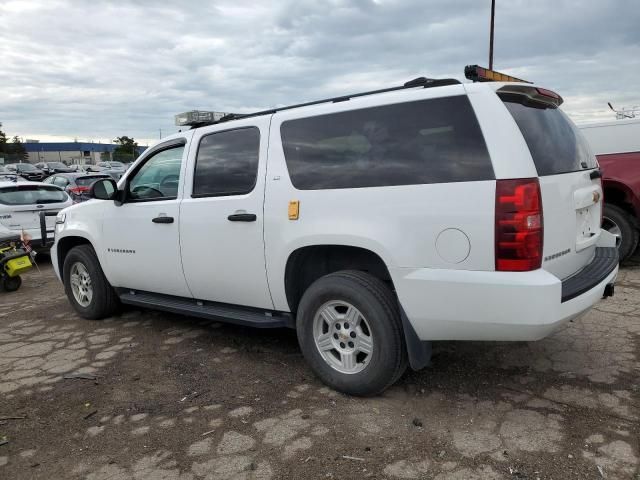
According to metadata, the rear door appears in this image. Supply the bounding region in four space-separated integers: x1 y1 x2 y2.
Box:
501 93 602 279
179 116 273 309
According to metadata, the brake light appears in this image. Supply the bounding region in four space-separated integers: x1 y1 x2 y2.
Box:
495 178 543 271
69 186 90 194
535 87 560 100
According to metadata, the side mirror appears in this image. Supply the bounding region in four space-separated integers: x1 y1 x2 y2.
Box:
90 178 118 200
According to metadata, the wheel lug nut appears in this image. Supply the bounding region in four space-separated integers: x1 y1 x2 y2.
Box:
333 333 339 340
335 323 341 330
343 322 349 329
350 331 356 338
348 341 354 348
339 342 345 349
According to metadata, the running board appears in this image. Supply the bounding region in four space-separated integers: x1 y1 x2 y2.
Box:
118 290 294 329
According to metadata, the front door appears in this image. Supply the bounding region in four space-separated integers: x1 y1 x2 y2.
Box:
179 117 273 309
101 137 192 297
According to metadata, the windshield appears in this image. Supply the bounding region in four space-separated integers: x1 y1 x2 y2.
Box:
503 101 597 175
48 162 67 168
0 186 68 205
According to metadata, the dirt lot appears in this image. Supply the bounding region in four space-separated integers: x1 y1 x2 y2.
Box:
1 255 639 480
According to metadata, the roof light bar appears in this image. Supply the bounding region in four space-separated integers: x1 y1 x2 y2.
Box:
464 65 531 84
174 110 237 127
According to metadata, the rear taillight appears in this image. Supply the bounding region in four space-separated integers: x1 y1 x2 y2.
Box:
495 178 543 272
69 186 90 195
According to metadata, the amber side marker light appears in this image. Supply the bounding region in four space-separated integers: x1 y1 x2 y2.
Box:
465 65 532 84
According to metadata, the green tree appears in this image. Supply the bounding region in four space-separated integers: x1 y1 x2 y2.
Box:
113 136 139 162
11 136 27 161
0 126 7 161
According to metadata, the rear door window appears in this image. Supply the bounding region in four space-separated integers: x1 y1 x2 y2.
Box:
502 101 596 175
193 127 260 197
280 95 493 190
0 186 68 205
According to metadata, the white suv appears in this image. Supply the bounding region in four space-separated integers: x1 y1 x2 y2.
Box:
52 73 618 395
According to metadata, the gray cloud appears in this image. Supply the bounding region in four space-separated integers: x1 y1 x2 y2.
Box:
0 0 638 145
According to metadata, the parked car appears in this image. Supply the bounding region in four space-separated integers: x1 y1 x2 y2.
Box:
43 172 112 203
4 163 47 182
52 68 618 395
0 180 72 250
97 161 126 174
35 161 74 175
579 118 640 261
83 164 124 181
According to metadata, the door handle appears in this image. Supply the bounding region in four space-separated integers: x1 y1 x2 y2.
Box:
227 213 257 222
152 216 174 224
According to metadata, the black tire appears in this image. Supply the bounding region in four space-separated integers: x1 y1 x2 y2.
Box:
63 245 119 319
603 204 639 262
1 275 21 292
296 270 407 396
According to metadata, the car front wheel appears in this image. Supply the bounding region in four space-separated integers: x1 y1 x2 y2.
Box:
63 245 119 319
296 270 407 396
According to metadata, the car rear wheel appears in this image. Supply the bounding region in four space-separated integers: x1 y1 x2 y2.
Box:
296 270 407 396
63 245 119 319
1 275 21 292
603 204 639 262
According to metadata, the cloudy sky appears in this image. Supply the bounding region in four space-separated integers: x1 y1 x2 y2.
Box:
1 0 639 146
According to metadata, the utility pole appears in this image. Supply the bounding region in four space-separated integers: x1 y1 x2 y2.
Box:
489 0 496 69
159 128 162 139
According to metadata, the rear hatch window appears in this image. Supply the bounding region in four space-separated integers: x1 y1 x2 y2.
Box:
75 176 110 187
503 101 596 175
0 186 68 205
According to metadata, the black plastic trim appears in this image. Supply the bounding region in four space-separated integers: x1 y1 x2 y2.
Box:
117 290 294 329
399 305 432 370
561 247 618 302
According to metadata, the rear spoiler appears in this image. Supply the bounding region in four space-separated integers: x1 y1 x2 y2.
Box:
496 85 563 108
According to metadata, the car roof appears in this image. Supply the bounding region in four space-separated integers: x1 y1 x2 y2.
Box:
51 172 111 179
0 179 59 188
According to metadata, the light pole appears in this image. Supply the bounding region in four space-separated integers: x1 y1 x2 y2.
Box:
489 0 496 69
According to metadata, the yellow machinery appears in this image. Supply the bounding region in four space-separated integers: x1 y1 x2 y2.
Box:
0 233 33 292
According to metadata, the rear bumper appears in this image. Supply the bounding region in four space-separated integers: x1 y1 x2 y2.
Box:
391 249 619 342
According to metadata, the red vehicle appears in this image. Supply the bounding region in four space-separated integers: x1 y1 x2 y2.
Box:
580 118 640 261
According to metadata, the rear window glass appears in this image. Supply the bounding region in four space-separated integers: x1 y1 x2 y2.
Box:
280 96 493 190
503 101 597 175
0 186 68 205
76 176 110 187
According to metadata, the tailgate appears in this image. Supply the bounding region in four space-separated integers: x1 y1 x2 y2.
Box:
501 89 602 280
539 170 602 279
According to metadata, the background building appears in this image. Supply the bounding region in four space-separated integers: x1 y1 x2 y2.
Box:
22 141 146 165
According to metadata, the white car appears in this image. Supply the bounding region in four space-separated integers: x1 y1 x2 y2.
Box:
0 180 72 249
51 67 618 395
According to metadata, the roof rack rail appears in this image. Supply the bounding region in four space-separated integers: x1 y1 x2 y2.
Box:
182 77 461 129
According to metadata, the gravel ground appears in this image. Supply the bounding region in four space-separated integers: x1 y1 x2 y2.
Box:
0 254 639 480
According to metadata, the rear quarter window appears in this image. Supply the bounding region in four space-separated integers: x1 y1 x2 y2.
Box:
280 95 494 190
0 186 68 205
503 101 597 176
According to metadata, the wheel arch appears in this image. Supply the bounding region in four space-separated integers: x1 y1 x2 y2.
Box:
284 244 394 314
603 180 639 221
56 235 93 279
